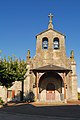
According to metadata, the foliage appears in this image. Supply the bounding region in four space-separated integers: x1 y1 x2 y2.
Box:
78 93 80 100
0 56 27 88
0 97 4 105
26 91 35 102
16 59 27 81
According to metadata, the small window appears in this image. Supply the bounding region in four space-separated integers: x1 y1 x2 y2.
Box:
53 37 59 49
42 37 48 49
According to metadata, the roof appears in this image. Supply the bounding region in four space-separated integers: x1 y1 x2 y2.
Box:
36 28 65 38
31 64 71 73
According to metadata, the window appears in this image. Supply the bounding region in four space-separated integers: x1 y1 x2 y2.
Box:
42 37 48 49
53 37 59 49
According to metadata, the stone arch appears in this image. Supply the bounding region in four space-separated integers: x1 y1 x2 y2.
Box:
53 37 59 49
38 72 63 101
39 72 63 93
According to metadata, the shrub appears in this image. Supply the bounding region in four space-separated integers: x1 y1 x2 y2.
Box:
26 91 35 102
0 97 4 105
78 93 80 100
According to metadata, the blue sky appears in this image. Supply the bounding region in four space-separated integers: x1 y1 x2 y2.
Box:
0 0 80 87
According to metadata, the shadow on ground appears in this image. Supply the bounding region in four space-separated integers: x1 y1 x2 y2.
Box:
0 103 80 119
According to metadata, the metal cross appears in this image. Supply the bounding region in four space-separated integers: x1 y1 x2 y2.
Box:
48 13 53 23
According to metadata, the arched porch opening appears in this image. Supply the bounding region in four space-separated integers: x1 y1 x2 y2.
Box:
38 72 63 102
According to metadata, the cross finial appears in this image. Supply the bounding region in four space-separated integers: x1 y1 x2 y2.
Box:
27 49 30 60
48 13 53 29
48 13 53 23
70 50 74 61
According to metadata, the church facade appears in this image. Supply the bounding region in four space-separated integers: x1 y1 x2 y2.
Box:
1 14 77 103
25 14 78 102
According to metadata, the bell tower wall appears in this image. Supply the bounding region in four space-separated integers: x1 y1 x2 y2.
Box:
35 29 67 68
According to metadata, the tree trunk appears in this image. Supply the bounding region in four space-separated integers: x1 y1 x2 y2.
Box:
21 80 24 101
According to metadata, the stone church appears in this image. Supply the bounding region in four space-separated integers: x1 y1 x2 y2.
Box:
0 14 77 103
25 13 78 102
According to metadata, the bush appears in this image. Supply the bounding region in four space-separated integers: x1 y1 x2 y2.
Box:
78 93 80 100
26 91 35 102
0 97 4 105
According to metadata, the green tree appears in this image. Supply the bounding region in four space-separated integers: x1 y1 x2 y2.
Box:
0 58 6 86
17 59 27 101
0 56 16 87
0 55 27 101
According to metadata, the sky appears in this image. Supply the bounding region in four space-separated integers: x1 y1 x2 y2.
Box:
0 0 80 87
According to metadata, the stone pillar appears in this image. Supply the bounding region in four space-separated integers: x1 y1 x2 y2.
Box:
36 72 39 101
70 61 78 100
70 50 78 100
62 73 67 103
25 64 31 93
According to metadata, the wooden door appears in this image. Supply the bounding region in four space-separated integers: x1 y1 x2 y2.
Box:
46 83 55 100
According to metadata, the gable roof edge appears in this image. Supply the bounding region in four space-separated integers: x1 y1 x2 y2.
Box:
36 28 66 38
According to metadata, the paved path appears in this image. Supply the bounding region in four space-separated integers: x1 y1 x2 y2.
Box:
0 103 80 120
0 112 78 120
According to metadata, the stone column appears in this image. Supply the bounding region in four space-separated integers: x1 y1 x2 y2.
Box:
70 50 78 100
36 72 39 101
63 72 67 103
